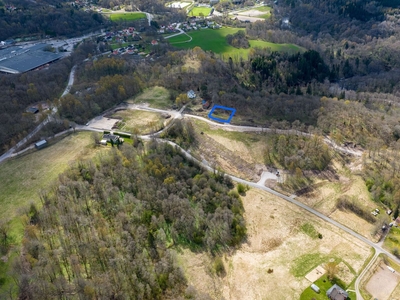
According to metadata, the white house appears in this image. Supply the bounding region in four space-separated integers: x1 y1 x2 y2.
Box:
187 90 196 99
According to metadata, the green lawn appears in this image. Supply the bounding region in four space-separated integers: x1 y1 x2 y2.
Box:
188 7 212 17
168 27 304 59
300 274 354 300
109 12 146 22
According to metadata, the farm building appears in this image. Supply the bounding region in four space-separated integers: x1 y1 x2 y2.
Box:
326 284 348 300
0 43 64 74
35 140 47 150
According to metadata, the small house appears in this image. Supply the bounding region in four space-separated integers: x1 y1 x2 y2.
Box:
187 90 196 99
326 284 348 300
35 140 47 150
103 133 121 144
151 40 158 46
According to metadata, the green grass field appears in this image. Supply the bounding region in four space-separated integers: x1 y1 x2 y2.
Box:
109 12 146 22
168 34 191 43
168 28 304 59
188 7 212 17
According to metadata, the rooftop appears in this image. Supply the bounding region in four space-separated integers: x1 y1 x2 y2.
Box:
0 43 64 74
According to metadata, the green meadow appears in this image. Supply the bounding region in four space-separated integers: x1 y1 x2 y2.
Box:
109 12 146 22
188 7 212 17
168 27 304 59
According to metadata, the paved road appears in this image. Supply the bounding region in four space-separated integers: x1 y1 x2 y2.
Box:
0 103 392 299
61 65 77 97
163 23 193 43
187 114 362 156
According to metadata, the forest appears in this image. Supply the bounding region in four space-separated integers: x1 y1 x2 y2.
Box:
9 142 246 299
3 0 400 296
0 0 105 41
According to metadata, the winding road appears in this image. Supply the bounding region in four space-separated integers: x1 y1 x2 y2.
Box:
0 98 394 299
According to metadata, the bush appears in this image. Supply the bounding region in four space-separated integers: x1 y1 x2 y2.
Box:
237 183 249 195
213 257 226 277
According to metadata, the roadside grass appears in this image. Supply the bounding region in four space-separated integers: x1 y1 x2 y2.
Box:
384 227 400 257
169 28 304 59
300 274 352 300
111 110 166 134
108 12 146 21
0 131 99 296
188 7 212 17
127 86 173 109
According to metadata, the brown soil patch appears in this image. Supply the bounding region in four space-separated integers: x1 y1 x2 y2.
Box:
177 188 370 299
366 262 400 300
305 265 325 282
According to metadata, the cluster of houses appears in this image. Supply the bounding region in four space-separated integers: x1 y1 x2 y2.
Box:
103 28 142 44
182 19 221 31
158 19 221 35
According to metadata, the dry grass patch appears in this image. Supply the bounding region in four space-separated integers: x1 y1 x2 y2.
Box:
127 86 172 109
295 158 378 238
177 188 370 299
190 118 269 180
112 109 167 134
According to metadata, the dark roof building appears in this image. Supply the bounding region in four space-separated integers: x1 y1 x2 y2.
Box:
103 133 120 144
35 140 47 150
0 43 64 74
326 284 348 300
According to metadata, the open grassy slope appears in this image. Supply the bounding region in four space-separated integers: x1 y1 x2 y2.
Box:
108 12 146 21
169 27 304 59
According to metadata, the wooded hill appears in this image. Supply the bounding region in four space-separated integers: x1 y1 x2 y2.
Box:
0 0 105 41
11 142 246 299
